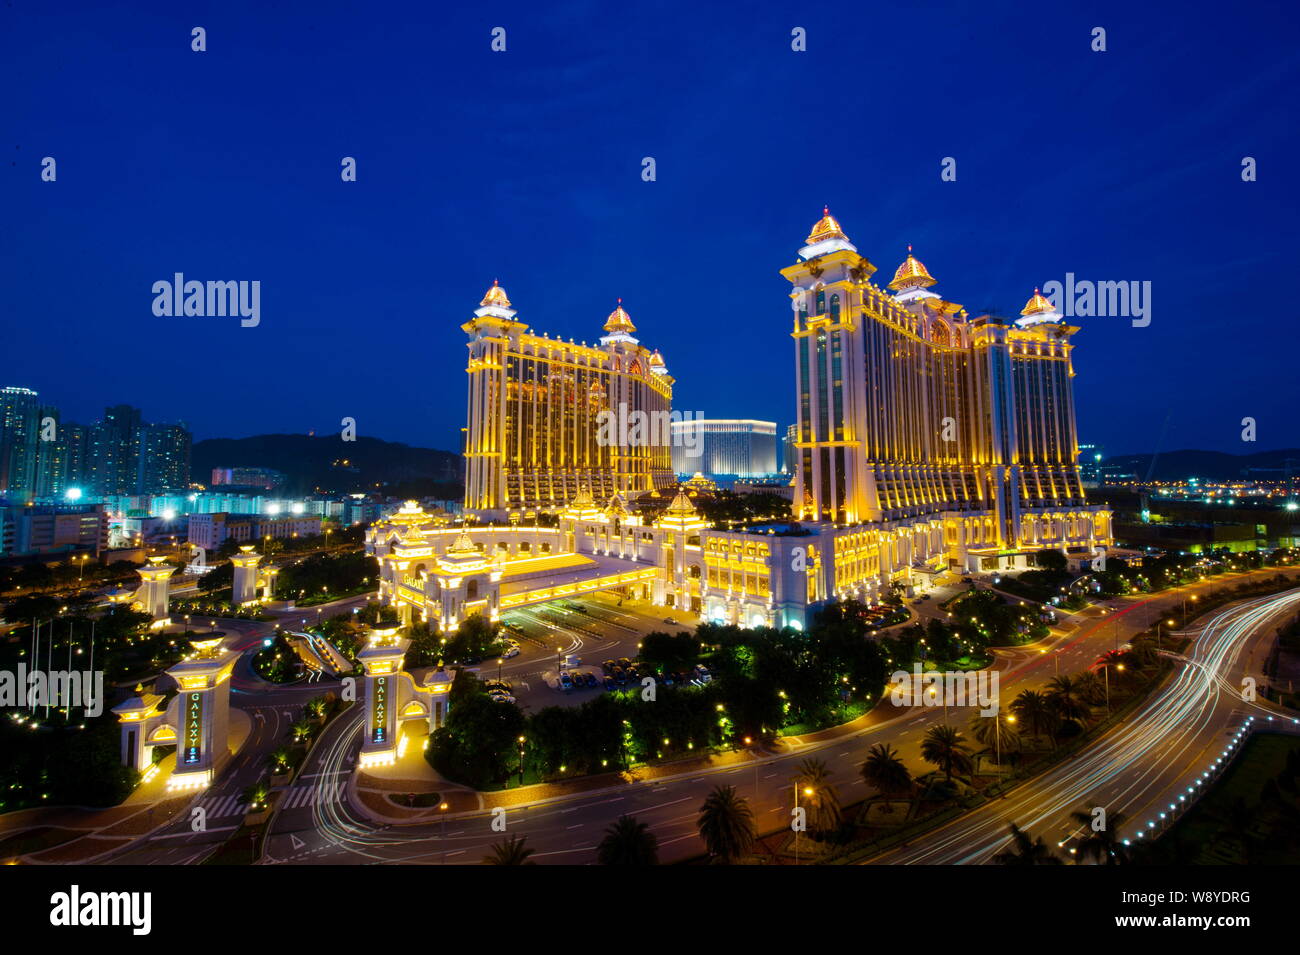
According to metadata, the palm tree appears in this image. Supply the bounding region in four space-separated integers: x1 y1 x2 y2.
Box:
967 712 1020 759
267 746 293 775
791 757 841 836
1072 670 1106 706
1045 675 1090 725
596 814 659 864
290 719 314 743
1125 637 1159 670
992 823 1063 865
860 743 912 813
920 724 973 783
1068 808 1130 865
1011 689 1059 743
483 834 536 865
304 696 327 720
242 781 270 811
697 785 756 864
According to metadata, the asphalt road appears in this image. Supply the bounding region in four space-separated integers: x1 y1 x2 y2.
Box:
252 573 1299 865
871 586 1300 864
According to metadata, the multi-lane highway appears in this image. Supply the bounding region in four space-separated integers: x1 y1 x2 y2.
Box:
80 566 1300 866
252 574 1300 865
872 586 1300 864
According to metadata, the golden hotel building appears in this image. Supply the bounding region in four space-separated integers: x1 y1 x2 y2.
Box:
462 282 675 518
783 209 1111 585
374 217 1110 634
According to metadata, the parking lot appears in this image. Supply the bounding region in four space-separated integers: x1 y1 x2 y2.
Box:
478 594 701 712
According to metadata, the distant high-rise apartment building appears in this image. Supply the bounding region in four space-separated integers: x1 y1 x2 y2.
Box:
1079 443 1105 486
0 386 41 502
783 423 797 474
670 419 778 478
140 422 192 490
89 404 145 495
211 466 284 491
1 392 190 499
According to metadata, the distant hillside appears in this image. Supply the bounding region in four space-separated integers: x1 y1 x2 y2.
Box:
1106 448 1300 482
193 434 461 496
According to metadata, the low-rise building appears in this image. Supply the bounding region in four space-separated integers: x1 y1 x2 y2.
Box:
187 512 322 551
0 503 108 558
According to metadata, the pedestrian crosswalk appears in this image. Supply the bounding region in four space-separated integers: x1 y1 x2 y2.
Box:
280 781 345 811
200 782 345 819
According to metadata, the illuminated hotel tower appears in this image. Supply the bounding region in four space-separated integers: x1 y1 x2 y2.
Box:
782 209 1107 558
463 282 675 518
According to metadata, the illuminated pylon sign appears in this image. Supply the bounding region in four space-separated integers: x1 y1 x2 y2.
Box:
135 558 176 622
358 629 405 766
372 676 388 743
230 547 265 606
113 637 239 790
356 627 456 769
183 691 204 764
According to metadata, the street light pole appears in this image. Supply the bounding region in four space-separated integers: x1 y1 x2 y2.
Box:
440 802 449 864
794 784 800 866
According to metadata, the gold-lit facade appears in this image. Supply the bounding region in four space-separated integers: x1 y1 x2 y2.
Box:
462 283 674 518
372 214 1111 636
781 211 1110 573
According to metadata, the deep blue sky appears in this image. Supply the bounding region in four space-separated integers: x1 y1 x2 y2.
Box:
3 0 1297 456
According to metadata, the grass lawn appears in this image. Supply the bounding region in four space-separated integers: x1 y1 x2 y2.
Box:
1158 732 1300 864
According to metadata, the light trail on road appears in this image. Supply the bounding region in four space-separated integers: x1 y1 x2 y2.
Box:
874 588 1300 864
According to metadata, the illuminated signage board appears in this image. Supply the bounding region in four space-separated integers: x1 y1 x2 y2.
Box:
371 675 388 744
183 691 204 764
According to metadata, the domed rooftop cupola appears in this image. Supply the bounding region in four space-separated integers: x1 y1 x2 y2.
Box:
798 206 858 260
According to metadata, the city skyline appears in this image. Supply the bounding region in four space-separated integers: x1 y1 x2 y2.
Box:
6 0 1300 904
5 1 1298 455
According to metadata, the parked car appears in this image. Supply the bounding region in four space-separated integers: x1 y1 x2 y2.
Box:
602 675 616 691
583 671 599 688
559 672 574 691
489 691 515 704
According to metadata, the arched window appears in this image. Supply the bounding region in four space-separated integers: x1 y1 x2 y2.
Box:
815 290 826 314
467 579 479 600
829 293 840 320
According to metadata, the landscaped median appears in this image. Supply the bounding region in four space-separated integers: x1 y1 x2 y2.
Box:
205 693 353 865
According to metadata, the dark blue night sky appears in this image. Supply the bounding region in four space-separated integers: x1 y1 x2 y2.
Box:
3 0 1298 456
